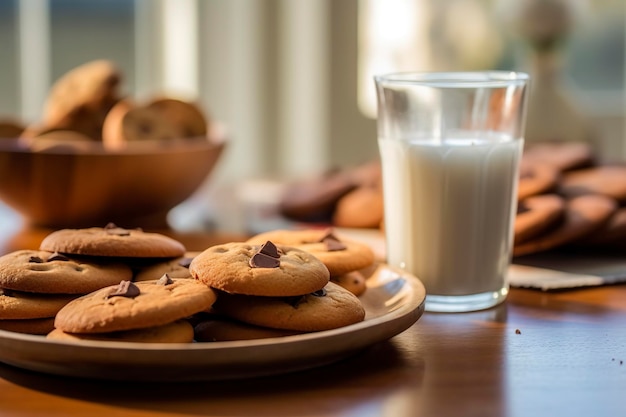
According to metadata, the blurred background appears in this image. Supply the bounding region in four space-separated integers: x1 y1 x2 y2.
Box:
0 0 624 232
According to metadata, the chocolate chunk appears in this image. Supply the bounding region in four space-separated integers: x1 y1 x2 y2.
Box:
318 228 341 242
157 273 174 286
284 295 304 308
249 252 280 269
47 252 70 262
178 257 193 268
323 238 347 251
107 280 140 298
28 256 44 263
259 241 280 258
311 288 327 297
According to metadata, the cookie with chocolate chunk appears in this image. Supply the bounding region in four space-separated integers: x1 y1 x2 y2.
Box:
0 250 131 294
47 319 194 343
54 278 216 334
101 99 181 149
247 229 375 276
189 241 330 297
39 223 186 258
213 281 365 332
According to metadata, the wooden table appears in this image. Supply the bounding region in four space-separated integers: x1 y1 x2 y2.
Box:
1 224 625 417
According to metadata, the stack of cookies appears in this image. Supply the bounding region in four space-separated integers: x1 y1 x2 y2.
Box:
189 235 367 340
0 249 132 335
35 223 216 343
0 224 375 343
279 141 626 257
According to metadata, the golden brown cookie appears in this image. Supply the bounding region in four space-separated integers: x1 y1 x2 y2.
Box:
133 252 199 282
580 207 626 247
190 241 330 297
101 100 181 149
0 250 132 294
193 316 301 342
514 194 565 245
0 317 55 335
246 229 375 276
47 320 194 343
513 194 617 257
39 223 186 258
54 278 217 334
146 97 208 138
332 185 384 229
558 166 626 204
213 281 366 332
523 141 594 172
517 161 559 200
330 270 367 296
42 60 121 140
0 288 77 319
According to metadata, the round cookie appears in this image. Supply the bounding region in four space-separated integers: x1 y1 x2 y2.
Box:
523 141 594 172
39 223 186 258
279 161 381 223
0 317 55 335
133 252 199 282
146 97 208 138
190 241 330 297
330 270 367 297
0 250 132 294
42 60 121 139
193 317 301 342
102 102 181 147
558 166 626 203
54 278 217 334
580 207 626 246
514 194 565 245
517 160 559 200
513 194 617 257
0 289 77 319
246 229 375 276
332 185 384 229
47 320 194 343
213 281 366 332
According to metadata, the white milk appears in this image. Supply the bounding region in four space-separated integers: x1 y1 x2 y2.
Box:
379 134 522 296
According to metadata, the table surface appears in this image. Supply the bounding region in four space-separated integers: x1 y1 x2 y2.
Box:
1 222 626 417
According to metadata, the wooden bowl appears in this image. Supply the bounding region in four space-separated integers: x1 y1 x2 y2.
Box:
0 133 225 229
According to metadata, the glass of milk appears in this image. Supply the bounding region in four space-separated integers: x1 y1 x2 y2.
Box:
374 71 529 312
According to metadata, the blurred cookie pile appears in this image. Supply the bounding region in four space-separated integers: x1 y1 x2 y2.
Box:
0 59 211 151
279 141 626 257
0 224 373 341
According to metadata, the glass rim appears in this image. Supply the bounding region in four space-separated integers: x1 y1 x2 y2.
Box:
374 71 529 88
